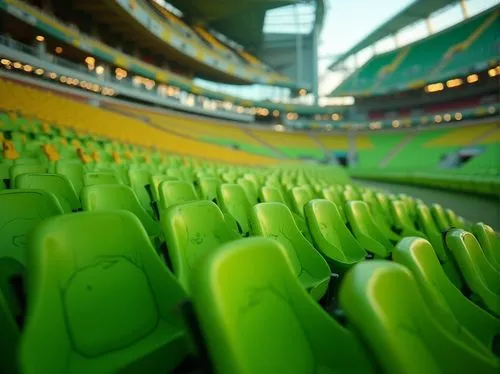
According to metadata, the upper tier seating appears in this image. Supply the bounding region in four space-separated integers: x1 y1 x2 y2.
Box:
334 8 499 95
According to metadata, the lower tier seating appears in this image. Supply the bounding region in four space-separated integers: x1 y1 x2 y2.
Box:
1 110 499 373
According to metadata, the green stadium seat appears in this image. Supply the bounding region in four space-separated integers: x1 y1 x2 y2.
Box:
128 168 154 217
9 165 47 187
0 288 19 374
290 186 313 217
0 190 63 327
55 160 85 195
471 223 500 270
345 201 392 258
415 204 463 288
390 200 425 237
237 178 258 206
321 187 346 222
196 176 221 202
15 173 81 213
148 175 178 202
161 200 239 293
20 211 190 374
190 237 375 374
158 180 197 214
339 261 500 374
81 184 161 241
259 185 287 204
446 208 463 228
393 237 500 357
84 172 121 186
375 192 392 218
362 192 401 242
343 188 361 202
304 199 367 273
250 202 331 301
431 204 451 232
445 229 500 316
216 183 251 237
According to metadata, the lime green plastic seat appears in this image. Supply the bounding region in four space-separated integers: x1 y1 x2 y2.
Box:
416 204 463 288
375 192 392 218
471 223 500 270
362 192 401 242
190 237 375 374
304 199 367 274
20 211 190 374
445 229 500 316
149 175 178 202
216 184 252 237
158 180 197 214
391 200 425 237
81 184 160 240
259 185 286 204
161 200 239 293
237 178 258 206
84 172 120 186
55 160 85 195
9 165 47 187
394 237 500 357
128 169 154 217
431 204 451 232
15 173 81 213
290 186 313 217
250 202 331 301
339 261 500 374
196 177 221 202
343 188 361 202
0 190 63 327
0 288 19 374
446 208 463 228
345 201 392 258
321 187 346 222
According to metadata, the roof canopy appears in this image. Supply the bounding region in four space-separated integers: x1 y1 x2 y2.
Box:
328 0 459 69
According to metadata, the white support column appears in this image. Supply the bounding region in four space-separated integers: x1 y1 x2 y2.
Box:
425 17 433 36
460 0 469 19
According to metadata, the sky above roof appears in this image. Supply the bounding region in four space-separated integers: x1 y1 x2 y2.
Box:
319 0 498 95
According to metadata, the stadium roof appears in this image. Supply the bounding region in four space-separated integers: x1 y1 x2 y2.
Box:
167 0 324 51
328 0 459 70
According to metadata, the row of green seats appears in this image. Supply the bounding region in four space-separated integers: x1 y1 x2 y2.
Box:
1 151 499 373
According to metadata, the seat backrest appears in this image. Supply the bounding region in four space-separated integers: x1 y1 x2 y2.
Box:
445 229 500 316
446 208 462 228
393 237 499 357
149 175 178 202
471 223 500 269
343 188 361 202
390 200 424 236
339 261 499 374
431 204 451 232
290 186 313 217
259 186 286 204
158 180 197 213
237 178 258 206
0 190 63 324
128 168 154 217
345 201 392 258
16 173 80 213
304 199 366 273
84 172 120 186
190 237 375 374
250 202 330 300
216 184 252 237
81 184 160 238
322 187 346 222
161 200 239 293
9 165 47 187
415 204 463 288
20 211 189 374
55 160 84 195
375 192 392 217
197 177 221 202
